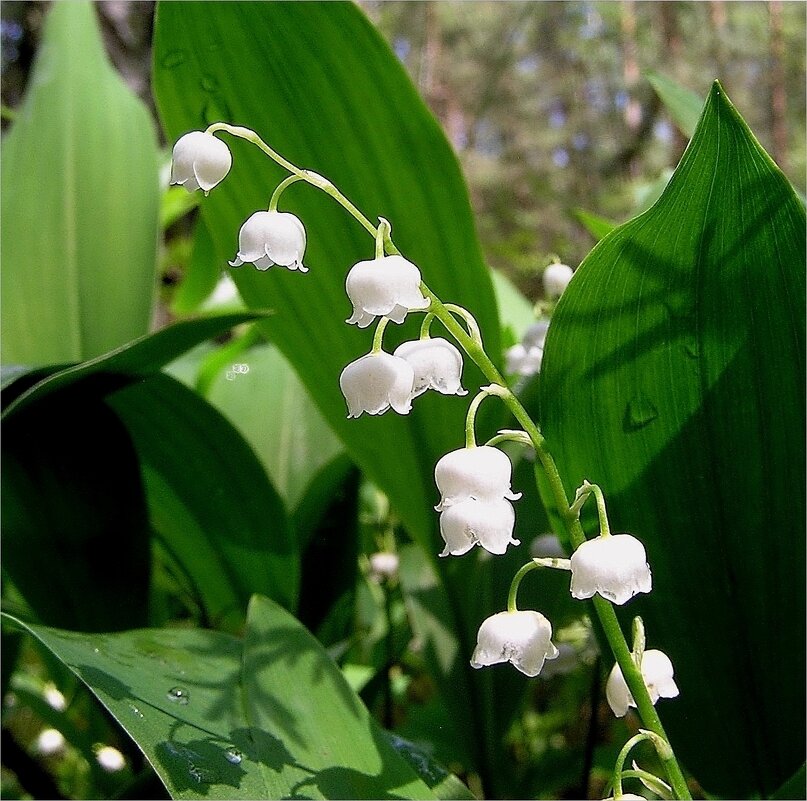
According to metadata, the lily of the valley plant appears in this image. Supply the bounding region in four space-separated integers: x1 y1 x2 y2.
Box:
171 125 693 801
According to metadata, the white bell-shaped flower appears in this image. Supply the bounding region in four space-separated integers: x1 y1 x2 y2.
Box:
505 342 544 376
439 497 519 557
602 794 646 800
393 338 467 398
229 211 307 272
170 131 232 195
470 610 559 677
345 255 430 328
605 649 680 717
339 351 415 418
543 262 574 299
434 445 521 511
569 533 652 605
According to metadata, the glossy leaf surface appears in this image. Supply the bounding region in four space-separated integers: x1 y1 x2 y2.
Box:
1 2 160 365
2 597 447 800
539 82 805 797
108 374 299 623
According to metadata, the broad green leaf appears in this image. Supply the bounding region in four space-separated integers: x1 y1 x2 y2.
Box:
1 2 160 365
647 71 703 138
3 312 267 419
772 764 806 801
152 2 501 557
539 82 805 797
2 392 151 632
107 374 299 622
206 343 345 512
490 269 537 346
1 596 446 800
573 208 617 241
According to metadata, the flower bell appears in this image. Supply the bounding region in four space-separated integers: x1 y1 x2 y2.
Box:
605 649 680 717
439 497 519 556
505 342 544 376
569 533 652 605
339 351 415 418
542 262 574 299
470 610 559 677
393 338 467 398
345 255 430 328
434 445 521 511
229 211 307 272
170 131 232 195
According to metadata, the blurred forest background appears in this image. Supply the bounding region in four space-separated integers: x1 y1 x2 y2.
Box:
2 0 804 301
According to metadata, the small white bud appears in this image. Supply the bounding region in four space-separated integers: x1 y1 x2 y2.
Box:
471 610 559 677
345 255 430 328
170 131 232 195
339 351 415 418
229 210 307 272
542 262 574 299
35 728 65 756
96 745 126 772
606 649 680 718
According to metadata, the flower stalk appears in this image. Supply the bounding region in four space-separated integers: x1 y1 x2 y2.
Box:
195 122 691 801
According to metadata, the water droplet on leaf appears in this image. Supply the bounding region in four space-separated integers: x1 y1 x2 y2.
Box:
162 50 187 69
201 75 219 92
224 747 243 765
624 395 659 431
129 704 144 719
166 687 190 705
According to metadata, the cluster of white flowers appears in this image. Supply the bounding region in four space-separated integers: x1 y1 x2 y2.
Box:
171 128 678 732
434 445 521 557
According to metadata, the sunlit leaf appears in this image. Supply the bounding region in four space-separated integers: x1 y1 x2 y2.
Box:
1 2 160 365
1 596 457 800
539 82 805 798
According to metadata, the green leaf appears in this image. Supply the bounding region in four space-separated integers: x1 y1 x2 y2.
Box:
107 374 299 623
3 312 267 419
170 218 224 316
2 392 151 631
152 2 500 556
206 343 345 512
646 71 703 138
2 596 443 800
539 82 805 797
771 763 806 801
573 208 617 241
1 2 160 365
490 270 537 346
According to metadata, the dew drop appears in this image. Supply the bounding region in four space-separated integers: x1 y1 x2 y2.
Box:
225 370 236 381
683 338 700 359
201 74 219 93
224 747 243 765
166 687 190 705
161 50 187 69
624 395 659 431
188 763 217 783
129 704 145 719
232 363 249 374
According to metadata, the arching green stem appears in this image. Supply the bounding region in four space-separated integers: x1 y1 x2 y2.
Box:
465 387 497 448
268 174 306 211
507 558 571 612
570 480 612 537
204 123 379 237
375 218 391 260
371 317 391 355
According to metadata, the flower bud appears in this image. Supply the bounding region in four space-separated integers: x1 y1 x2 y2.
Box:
569 533 652 605
439 497 519 556
170 131 232 195
393 338 467 398
470 610 559 677
229 210 307 272
606 649 679 717
345 255 430 328
339 351 415 418
542 262 574 299
434 445 521 511
505 342 543 376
